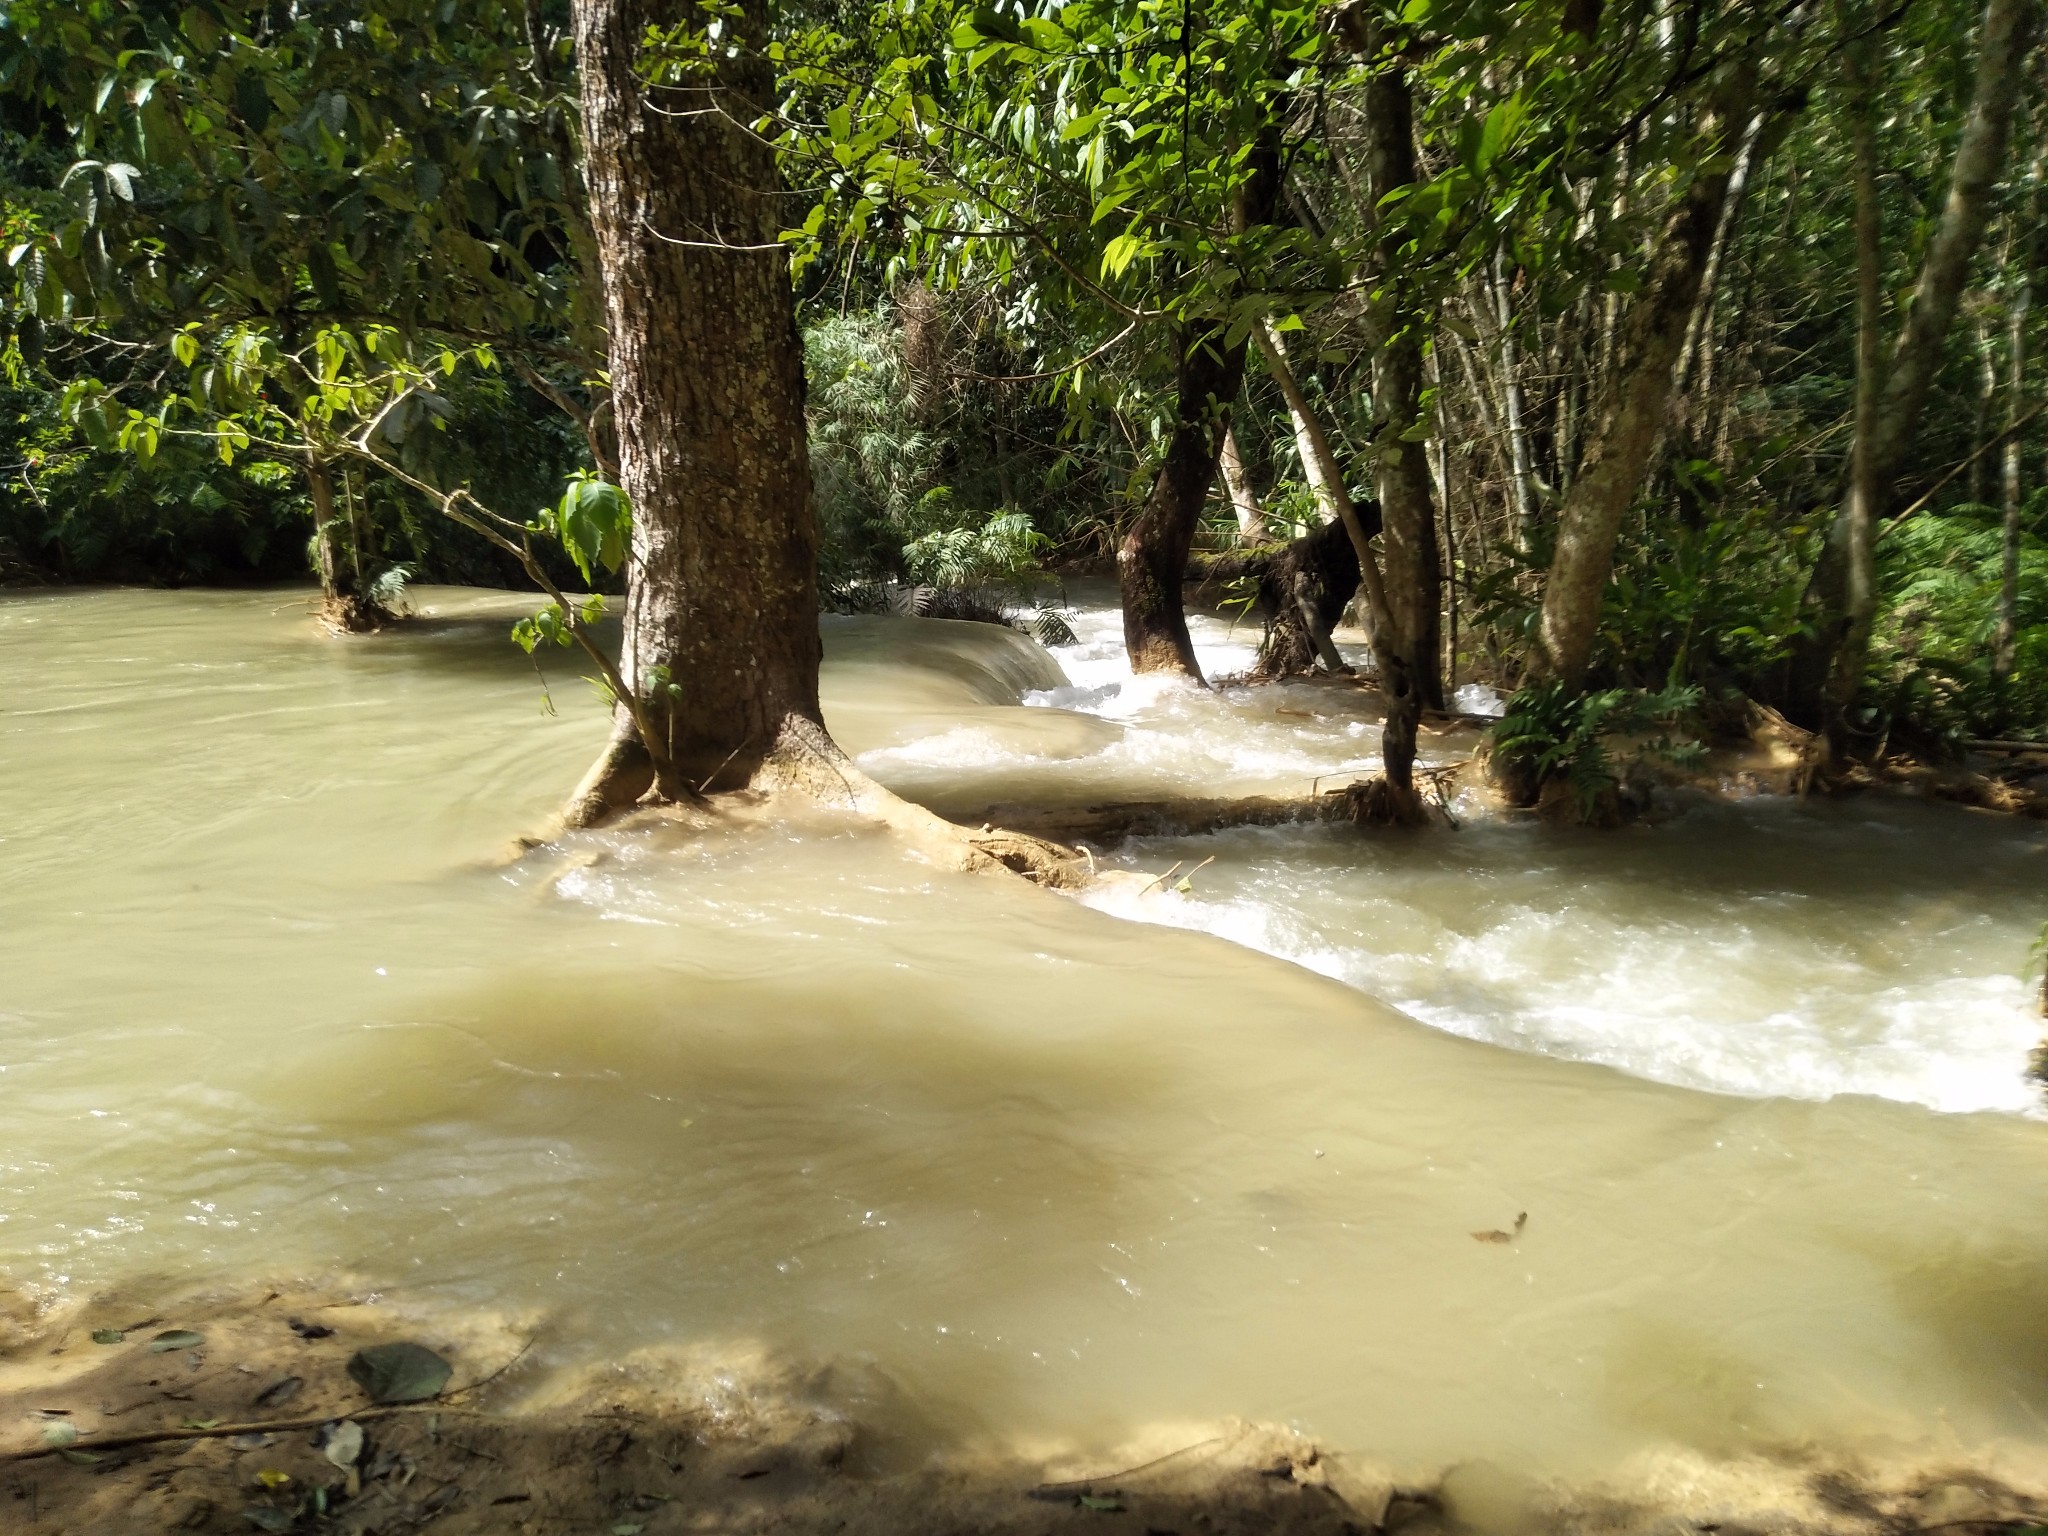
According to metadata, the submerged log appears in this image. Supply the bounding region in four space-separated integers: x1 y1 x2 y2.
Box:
957 794 1347 845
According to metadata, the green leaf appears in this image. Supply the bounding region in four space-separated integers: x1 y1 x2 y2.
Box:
180 1418 221 1430
91 1328 125 1345
346 1341 452 1404
148 1329 205 1352
553 476 632 581
1100 231 1146 280
42 1422 78 1447
964 8 1023 44
1078 1494 1124 1511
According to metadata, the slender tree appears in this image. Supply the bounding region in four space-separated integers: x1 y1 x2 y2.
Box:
1791 0 2043 748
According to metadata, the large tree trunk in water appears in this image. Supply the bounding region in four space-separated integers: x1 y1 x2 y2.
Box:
1187 510 1372 679
1790 0 2042 740
564 0 828 824
309 453 378 633
1355 44 1443 822
1118 322 1247 680
1530 70 1756 689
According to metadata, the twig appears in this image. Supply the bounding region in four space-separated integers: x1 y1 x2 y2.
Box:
1876 398 2048 543
443 1334 538 1402
1032 1435 1226 1492
1138 860 1184 895
2 1403 477 1464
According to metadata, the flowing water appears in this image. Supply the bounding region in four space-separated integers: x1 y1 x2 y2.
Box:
4 585 2048 1494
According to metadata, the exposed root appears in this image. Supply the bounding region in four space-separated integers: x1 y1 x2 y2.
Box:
318 593 397 635
562 734 660 830
557 713 1093 890
1337 775 1432 828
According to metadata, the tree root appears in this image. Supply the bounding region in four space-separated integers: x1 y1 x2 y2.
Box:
318 592 397 635
1335 776 1432 828
555 713 1094 890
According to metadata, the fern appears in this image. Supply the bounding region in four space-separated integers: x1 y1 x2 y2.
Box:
1495 680 1704 819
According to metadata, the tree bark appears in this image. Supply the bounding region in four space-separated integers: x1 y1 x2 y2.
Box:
1791 0 2042 735
1822 15 1887 762
309 452 379 633
1355 46 1444 821
565 0 827 821
1118 142 1280 680
1219 423 1269 542
1188 511 1371 679
1118 320 1247 681
1254 317 1383 660
1531 68 1756 689
1995 131 2045 683
1489 248 1542 551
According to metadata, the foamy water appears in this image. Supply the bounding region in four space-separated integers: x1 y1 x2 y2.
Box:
854 593 2048 1117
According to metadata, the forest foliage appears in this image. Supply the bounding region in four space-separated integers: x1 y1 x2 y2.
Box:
1 0 2043 752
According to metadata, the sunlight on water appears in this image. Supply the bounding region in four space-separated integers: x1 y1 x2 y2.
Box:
4 585 2047 1488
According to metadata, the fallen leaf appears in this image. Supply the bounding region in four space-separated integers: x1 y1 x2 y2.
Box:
41 1422 77 1448
346 1342 451 1404
148 1329 205 1353
255 1469 291 1489
57 1448 103 1466
323 1419 364 1468
91 1328 125 1345
287 1317 334 1340
611 1525 646 1535
1079 1493 1125 1512
180 1418 221 1431
1471 1229 1512 1243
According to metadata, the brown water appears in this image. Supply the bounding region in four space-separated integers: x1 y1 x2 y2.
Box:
4 585 2047 1492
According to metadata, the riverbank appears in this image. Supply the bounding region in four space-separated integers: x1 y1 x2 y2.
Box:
8 1286 2048 1536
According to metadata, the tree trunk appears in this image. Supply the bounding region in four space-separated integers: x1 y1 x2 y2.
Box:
1118 320 1247 681
1118 141 1280 680
1355 44 1444 822
1530 70 1756 689
309 453 378 633
1219 423 1269 542
1995 132 2045 683
1791 0 2042 735
1673 110 1766 416
1822 17 1887 762
1254 317 1380 658
1490 249 1542 552
1188 511 1372 679
565 0 827 823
